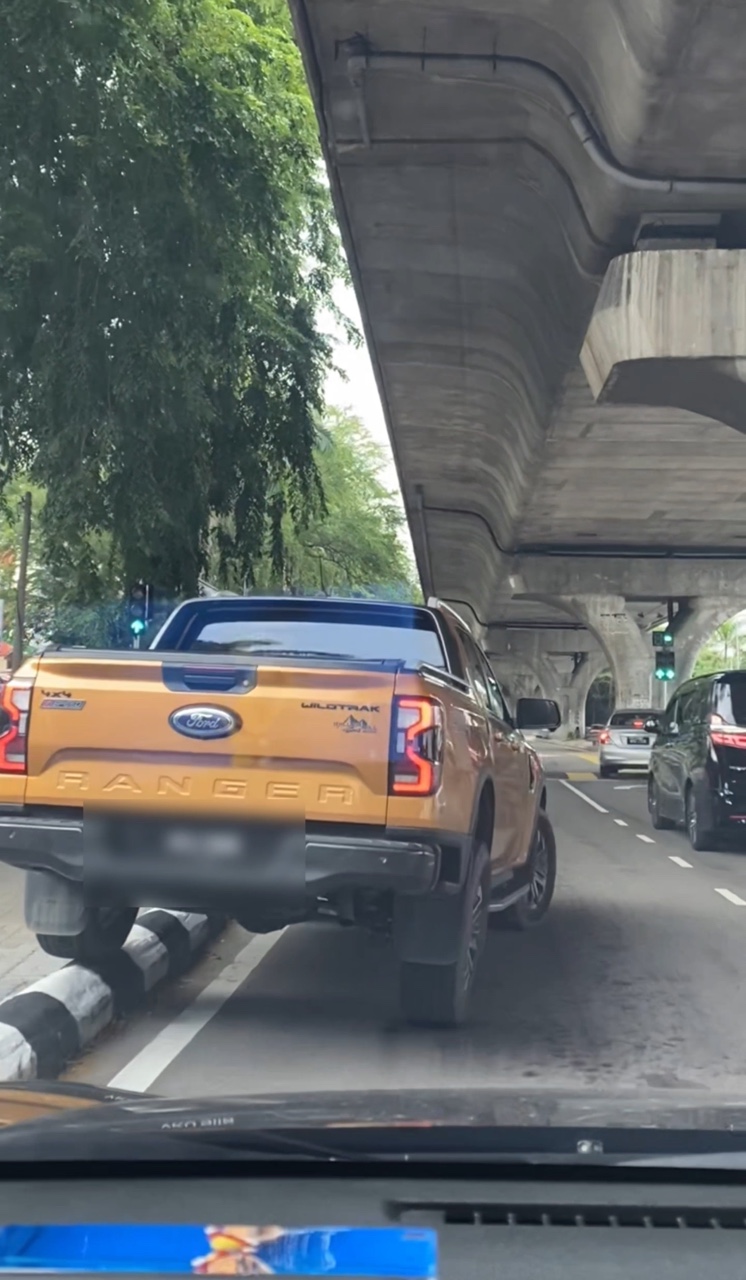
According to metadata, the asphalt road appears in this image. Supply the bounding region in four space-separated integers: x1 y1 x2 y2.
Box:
64 759 746 1104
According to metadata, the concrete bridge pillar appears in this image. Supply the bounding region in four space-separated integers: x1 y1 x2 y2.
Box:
554 595 655 711
670 598 743 688
488 632 608 736
491 663 542 709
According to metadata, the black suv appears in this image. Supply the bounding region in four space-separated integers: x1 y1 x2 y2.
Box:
648 670 746 850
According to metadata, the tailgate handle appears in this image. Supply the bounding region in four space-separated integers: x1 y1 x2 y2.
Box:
162 665 256 695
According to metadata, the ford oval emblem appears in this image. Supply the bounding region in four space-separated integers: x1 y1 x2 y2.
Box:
169 705 241 740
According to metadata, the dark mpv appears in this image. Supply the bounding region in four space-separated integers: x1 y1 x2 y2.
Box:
648 670 746 851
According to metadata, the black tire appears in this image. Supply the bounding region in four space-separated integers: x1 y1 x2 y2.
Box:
37 907 137 964
237 916 290 935
399 841 490 1028
493 811 557 932
686 784 718 852
599 765 615 779
648 776 674 830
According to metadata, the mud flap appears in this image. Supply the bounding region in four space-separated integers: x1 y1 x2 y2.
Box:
392 881 467 966
24 870 87 936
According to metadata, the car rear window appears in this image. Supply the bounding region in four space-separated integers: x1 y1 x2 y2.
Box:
609 711 657 727
713 674 746 726
156 600 447 669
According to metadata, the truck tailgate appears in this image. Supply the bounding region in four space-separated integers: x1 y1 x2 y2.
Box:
24 652 396 823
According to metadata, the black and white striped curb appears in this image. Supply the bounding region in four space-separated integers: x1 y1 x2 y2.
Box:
0 910 225 1082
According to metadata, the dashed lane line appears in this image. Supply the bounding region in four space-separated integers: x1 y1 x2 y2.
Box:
566 772 597 782
559 776 746 907
714 888 746 908
558 779 608 814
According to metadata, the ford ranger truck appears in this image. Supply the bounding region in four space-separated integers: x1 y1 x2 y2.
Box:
0 595 560 1026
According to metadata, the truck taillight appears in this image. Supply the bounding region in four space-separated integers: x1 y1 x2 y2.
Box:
390 696 443 796
0 678 31 773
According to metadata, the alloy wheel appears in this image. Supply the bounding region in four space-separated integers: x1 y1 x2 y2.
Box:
527 825 549 910
464 881 485 992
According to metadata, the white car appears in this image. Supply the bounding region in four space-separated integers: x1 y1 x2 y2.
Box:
598 709 659 778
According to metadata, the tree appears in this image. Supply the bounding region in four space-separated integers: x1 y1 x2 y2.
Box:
693 618 744 677
0 479 128 651
209 407 420 600
0 0 346 597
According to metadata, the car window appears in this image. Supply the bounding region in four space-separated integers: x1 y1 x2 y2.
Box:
664 696 679 731
609 710 658 728
481 654 514 724
677 685 704 727
713 673 746 725
158 600 447 668
457 630 489 708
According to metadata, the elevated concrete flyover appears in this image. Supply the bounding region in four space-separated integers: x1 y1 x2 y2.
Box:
290 0 746 715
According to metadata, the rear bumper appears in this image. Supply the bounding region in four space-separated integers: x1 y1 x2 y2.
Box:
599 746 652 768
0 811 446 904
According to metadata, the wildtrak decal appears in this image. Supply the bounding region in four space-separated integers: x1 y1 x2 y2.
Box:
301 702 380 713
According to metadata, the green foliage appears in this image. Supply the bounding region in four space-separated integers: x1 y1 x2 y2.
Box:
0 479 128 650
0 0 345 595
210 407 420 600
693 618 745 677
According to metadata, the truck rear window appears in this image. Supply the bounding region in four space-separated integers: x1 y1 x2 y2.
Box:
155 599 447 669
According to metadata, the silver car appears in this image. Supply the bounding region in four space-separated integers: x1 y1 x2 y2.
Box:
598 709 659 778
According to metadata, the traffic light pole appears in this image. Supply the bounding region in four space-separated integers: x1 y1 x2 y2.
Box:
12 492 32 674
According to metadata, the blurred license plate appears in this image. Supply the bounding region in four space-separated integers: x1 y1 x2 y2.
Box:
162 825 244 858
626 735 649 745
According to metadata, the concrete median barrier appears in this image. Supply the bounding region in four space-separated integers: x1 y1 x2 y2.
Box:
0 910 226 1082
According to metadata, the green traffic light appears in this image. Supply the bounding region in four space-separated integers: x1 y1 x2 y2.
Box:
130 619 146 636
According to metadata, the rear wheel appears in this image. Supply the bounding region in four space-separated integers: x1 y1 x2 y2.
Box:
398 841 490 1028
686 784 718 852
648 776 674 830
493 811 557 932
37 907 137 964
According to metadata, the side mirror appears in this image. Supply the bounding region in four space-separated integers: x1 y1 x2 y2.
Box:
644 718 659 733
516 697 561 732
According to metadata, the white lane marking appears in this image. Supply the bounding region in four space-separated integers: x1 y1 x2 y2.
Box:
669 855 693 869
107 930 286 1093
614 785 646 791
636 834 655 844
714 888 746 907
613 819 628 827
559 779 608 813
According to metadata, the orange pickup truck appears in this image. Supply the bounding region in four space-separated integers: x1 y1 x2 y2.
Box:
0 595 560 1025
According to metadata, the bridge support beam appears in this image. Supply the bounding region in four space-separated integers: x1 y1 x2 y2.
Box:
669 598 743 687
581 248 746 432
547 595 658 711
488 630 607 737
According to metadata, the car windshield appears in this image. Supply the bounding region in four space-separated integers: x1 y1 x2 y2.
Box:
3 0 746 1192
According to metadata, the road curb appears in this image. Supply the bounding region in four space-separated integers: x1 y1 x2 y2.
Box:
0 910 226 1082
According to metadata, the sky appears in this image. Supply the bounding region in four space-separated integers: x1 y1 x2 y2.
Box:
323 281 401 495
